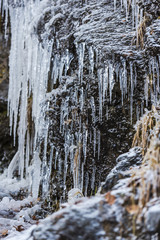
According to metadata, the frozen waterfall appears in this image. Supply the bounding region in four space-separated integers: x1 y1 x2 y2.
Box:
0 0 159 200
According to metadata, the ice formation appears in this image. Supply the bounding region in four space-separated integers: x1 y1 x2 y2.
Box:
1 0 53 198
0 0 159 202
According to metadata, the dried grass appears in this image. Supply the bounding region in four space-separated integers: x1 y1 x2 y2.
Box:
132 105 158 155
136 17 146 49
131 105 160 209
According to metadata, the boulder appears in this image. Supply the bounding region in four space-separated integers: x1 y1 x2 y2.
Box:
101 147 142 192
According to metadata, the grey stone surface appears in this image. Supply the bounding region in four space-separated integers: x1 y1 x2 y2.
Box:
102 147 142 192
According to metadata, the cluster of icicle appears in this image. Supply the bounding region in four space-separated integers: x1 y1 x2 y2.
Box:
48 43 160 198
114 0 144 30
0 0 53 198
0 0 159 200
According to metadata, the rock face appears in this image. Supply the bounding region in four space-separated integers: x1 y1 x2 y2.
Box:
35 0 160 201
101 147 142 192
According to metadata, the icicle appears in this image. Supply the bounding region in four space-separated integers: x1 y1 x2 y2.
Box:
89 129 92 144
91 96 96 124
119 67 124 104
114 0 116 11
109 62 115 102
91 165 96 191
51 55 60 86
51 49 72 85
155 56 160 93
98 69 103 121
59 58 65 83
7 151 20 179
83 124 88 163
49 145 54 175
144 75 149 107
124 0 128 20
80 87 84 111
106 105 109 120
77 134 82 189
31 151 41 198
80 162 84 192
122 59 127 98
64 132 70 190
64 49 70 75
95 48 99 68
134 64 137 87
93 128 96 157
18 72 28 179
89 46 94 75
115 62 119 82
70 134 75 174
152 57 156 95
8 7 22 145
132 0 135 29
58 154 62 176
55 150 59 170
41 118 49 195
60 101 64 133
25 132 30 178
4 0 8 40
98 130 101 160
84 172 89 197
135 4 139 31
77 42 85 83
73 146 79 188
130 62 133 123
103 65 109 103
140 8 143 24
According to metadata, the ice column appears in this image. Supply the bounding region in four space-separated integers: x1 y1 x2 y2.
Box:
5 0 53 198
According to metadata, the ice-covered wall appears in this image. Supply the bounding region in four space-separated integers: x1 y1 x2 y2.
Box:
0 0 159 200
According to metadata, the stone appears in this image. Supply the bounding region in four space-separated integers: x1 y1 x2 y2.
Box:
101 147 142 192
145 203 160 233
